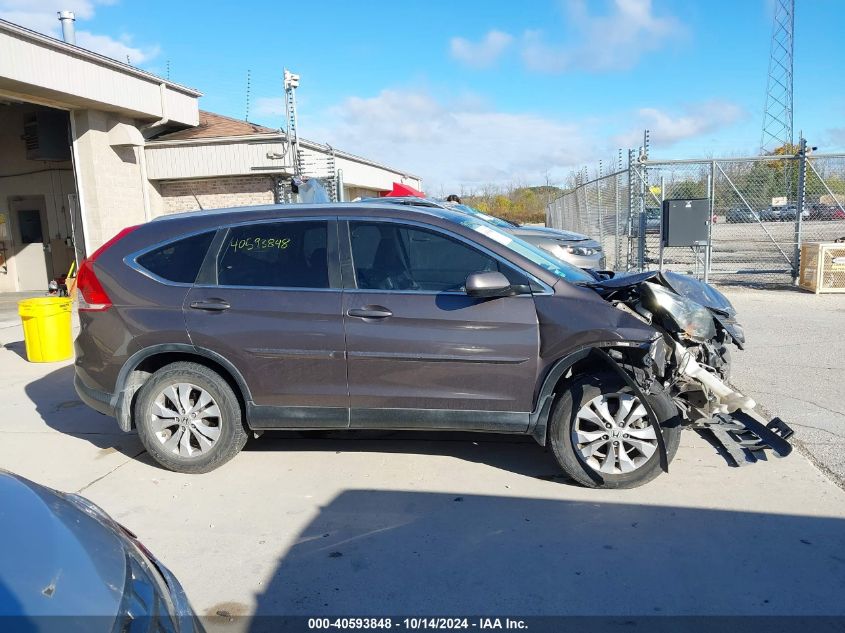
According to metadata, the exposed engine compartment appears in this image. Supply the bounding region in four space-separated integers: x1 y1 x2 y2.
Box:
584 270 793 465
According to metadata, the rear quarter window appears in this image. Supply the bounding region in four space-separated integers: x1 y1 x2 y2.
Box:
136 231 214 284
216 221 329 288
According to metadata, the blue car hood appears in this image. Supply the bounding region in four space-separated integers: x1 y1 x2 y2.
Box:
0 472 126 619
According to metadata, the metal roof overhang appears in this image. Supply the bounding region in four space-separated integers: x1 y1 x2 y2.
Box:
0 20 200 125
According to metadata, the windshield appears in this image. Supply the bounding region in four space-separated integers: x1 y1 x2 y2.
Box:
458 217 595 284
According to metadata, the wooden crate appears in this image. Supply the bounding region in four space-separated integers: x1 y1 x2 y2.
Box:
799 242 845 293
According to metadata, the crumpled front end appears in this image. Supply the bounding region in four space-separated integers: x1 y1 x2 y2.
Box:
584 270 795 466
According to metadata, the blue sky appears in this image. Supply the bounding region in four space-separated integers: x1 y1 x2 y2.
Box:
3 0 844 191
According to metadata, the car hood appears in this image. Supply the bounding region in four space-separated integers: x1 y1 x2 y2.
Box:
0 471 126 619
585 270 736 316
510 226 589 241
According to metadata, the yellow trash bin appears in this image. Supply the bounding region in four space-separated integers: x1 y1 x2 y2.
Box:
18 297 73 362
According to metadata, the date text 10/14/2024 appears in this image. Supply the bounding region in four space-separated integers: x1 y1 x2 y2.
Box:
307 618 528 630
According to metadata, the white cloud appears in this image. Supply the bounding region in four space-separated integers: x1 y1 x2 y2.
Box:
0 0 101 33
75 31 158 64
450 30 514 69
304 88 602 191
300 88 748 191
0 0 159 64
522 0 683 72
614 101 746 147
253 97 287 117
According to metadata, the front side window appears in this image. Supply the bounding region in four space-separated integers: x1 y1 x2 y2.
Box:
459 217 595 284
136 231 214 284
217 221 329 288
350 221 524 292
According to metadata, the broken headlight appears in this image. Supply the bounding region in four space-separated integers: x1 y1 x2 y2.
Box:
641 282 716 342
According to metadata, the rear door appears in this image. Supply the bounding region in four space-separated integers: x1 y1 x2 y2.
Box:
342 219 540 431
12 202 51 291
184 217 349 428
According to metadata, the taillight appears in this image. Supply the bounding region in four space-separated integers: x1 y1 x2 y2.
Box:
76 225 141 312
76 259 111 311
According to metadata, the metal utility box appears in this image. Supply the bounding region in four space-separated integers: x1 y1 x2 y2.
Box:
662 198 710 247
799 242 845 294
23 111 71 162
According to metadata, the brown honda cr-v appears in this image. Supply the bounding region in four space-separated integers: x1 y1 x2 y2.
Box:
75 203 784 488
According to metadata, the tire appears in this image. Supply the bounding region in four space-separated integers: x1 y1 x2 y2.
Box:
134 362 248 473
548 372 681 489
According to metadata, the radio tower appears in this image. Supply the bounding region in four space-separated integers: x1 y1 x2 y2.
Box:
760 0 794 154
283 69 303 177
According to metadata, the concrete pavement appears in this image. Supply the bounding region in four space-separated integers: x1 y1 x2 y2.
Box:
0 290 844 627
724 287 845 488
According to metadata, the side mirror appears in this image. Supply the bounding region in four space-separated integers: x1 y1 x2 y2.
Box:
465 271 513 298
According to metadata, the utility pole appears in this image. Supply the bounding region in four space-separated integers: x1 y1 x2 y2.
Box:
793 135 807 283
245 69 251 122
284 69 302 178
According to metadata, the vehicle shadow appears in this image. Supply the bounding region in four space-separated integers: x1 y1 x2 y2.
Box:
23 365 563 479
246 430 568 483
230 490 845 632
23 364 143 458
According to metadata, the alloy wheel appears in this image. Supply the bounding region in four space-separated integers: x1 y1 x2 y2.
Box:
149 383 222 458
571 392 658 475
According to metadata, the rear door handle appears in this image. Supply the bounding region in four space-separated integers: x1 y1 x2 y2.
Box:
190 299 231 312
347 306 393 319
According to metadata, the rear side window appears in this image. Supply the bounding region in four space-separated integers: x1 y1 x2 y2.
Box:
136 232 214 284
217 221 329 288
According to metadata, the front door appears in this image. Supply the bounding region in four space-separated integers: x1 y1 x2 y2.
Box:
184 218 349 428
342 220 540 432
13 201 51 291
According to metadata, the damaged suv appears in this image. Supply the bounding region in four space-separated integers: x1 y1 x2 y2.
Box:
74 203 792 488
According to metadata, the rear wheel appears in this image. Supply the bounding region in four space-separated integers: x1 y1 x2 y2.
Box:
549 372 681 489
134 362 247 473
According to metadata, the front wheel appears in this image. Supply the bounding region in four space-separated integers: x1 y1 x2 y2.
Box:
549 372 681 489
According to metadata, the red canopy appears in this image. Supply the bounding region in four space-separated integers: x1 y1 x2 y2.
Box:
382 182 425 198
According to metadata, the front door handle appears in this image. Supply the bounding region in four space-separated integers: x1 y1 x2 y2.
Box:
190 299 231 312
347 306 393 319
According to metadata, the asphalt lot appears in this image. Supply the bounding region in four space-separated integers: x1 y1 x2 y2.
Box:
1 288 844 628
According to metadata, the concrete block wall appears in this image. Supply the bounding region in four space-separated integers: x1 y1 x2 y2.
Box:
72 109 147 251
156 175 276 215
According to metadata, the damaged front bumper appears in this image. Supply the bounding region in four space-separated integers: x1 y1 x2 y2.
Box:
675 344 795 465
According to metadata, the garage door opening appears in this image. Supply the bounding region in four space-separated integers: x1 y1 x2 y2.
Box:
0 100 82 292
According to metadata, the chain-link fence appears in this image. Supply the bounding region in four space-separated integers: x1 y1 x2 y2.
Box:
547 150 845 285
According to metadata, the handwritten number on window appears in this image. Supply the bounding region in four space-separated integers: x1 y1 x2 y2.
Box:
229 237 292 253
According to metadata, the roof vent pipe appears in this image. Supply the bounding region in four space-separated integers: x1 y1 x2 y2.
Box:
57 11 76 45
